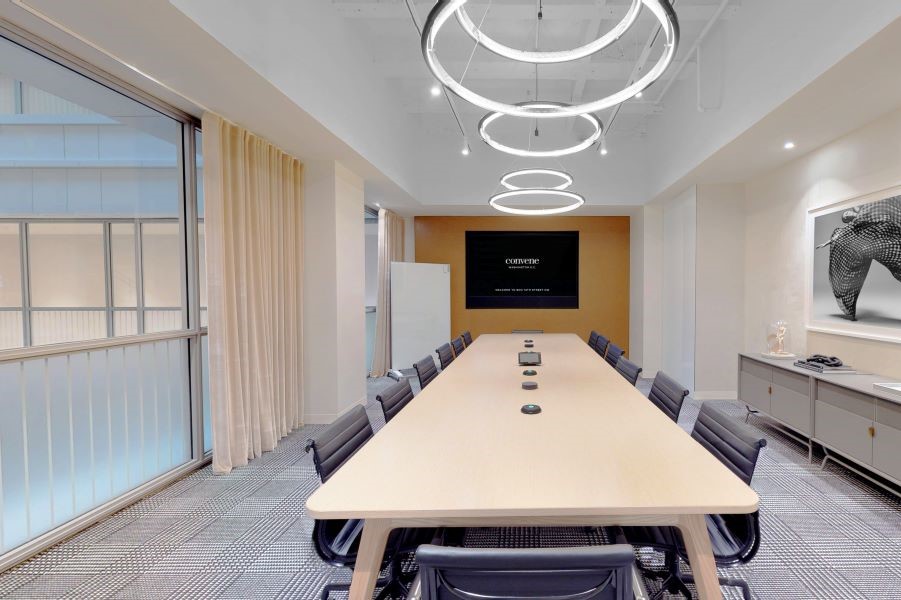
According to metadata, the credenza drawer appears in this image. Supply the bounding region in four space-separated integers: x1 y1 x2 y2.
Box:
815 400 873 465
740 357 772 381
816 381 875 420
740 370 771 414
771 379 811 434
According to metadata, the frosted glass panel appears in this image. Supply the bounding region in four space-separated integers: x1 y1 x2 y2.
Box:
142 223 181 308
144 310 182 333
113 310 138 337
31 310 105 346
29 223 105 307
0 338 192 554
0 311 23 349
0 223 21 307
201 335 211 453
198 222 207 314
110 223 137 307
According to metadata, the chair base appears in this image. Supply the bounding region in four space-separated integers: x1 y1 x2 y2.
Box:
642 551 752 600
321 558 411 600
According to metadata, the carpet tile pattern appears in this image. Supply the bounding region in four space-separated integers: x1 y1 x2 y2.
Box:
0 375 898 599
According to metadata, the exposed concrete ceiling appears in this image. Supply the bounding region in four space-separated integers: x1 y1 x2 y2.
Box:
5 0 901 215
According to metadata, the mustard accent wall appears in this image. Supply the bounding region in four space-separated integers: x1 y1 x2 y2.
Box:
414 216 630 352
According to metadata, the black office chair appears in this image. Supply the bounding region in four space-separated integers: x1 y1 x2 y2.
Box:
414 355 438 390
461 331 473 347
451 336 465 357
416 544 635 600
604 342 623 368
594 334 610 358
436 343 454 369
306 406 401 599
620 403 767 600
614 356 643 386
588 330 599 348
647 371 690 422
376 379 414 424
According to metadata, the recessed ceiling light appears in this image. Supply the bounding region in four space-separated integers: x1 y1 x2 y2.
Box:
635 91 643 98
461 145 470 156
430 84 441 97
784 141 796 150
600 147 608 156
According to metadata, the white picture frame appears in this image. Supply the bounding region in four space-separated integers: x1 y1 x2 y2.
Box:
806 184 901 344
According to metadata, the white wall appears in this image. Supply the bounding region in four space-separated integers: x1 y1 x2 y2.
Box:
302 160 366 423
695 184 745 398
661 187 697 390
628 210 644 368
639 204 664 377
744 104 901 379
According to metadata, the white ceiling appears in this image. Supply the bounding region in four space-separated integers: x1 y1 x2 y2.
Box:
5 0 901 215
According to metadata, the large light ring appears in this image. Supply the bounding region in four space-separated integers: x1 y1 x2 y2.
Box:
500 169 573 191
455 0 641 64
489 189 585 216
479 101 602 157
423 0 679 118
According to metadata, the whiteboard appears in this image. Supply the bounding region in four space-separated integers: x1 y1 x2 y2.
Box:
391 262 451 370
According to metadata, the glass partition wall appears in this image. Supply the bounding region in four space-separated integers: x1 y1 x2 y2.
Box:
0 26 209 567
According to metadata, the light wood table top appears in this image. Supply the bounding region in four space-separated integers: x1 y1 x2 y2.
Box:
306 333 758 600
308 333 757 518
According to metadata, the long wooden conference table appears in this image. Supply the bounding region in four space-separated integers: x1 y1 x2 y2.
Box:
306 333 759 599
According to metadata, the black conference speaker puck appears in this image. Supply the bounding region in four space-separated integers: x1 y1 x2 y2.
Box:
522 369 537 376
522 381 538 390
524 339 533 343
524 343 534 348
521 404 542 415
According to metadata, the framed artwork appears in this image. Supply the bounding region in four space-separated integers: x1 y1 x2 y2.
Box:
807 185 901 343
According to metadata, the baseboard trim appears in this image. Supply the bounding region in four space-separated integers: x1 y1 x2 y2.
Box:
304 396 369 425
692 390 738 401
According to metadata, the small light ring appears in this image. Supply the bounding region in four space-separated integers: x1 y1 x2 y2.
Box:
500 169 573 191
479 102 603 158
489 189 585 216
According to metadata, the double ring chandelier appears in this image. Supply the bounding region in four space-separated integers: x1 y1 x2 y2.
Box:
422 0 680 119
491 168 584 216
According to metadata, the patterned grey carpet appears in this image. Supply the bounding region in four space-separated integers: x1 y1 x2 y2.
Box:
0 375 899 599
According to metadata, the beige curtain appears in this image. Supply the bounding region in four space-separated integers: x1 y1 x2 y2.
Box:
202 113 304 474
370 208 405 377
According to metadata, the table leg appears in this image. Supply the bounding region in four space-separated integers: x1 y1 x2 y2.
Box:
349 519 393 600
678 514 722 600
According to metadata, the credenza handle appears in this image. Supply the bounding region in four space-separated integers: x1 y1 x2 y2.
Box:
868 426 876 438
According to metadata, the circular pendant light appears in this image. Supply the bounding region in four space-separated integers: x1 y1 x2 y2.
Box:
422 0 680 119
479 102 603 157
455 0 642 64
489 189 585 216
500 168 573 191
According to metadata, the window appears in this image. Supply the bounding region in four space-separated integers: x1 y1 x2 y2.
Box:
0 28 206 560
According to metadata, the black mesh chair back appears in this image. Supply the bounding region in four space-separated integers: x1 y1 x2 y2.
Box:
614 356 643 386
416 544 634 600
451 336 465 357
588 330 599 348
414 355 438 389
461 331 473 346
648 371 689 422
376 379 414 424
306 405 372 483
305 406 377 589
691 402 767 486
436 343 455 369
594 334 610 357
604 342 622 367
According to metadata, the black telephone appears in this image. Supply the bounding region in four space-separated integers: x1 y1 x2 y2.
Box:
805 354 843 367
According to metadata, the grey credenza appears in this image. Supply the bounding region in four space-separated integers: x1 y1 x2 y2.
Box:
738 353 901 492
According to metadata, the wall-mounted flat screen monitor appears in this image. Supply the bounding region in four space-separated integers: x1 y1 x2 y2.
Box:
465 231 579 308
